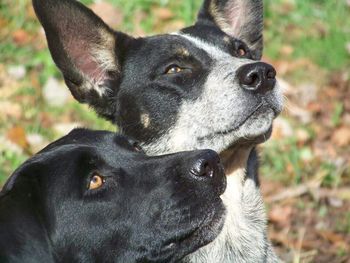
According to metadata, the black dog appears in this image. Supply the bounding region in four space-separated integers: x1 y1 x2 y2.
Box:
0 129 226 263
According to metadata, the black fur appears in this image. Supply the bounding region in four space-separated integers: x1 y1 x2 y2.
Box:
0 129 226 263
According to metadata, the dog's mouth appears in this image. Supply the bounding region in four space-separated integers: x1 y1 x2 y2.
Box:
219 102 266 135
162 202 226 262
198 100 279 144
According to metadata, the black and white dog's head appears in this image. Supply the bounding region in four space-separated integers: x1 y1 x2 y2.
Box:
0 129 226 262
33 0 283 155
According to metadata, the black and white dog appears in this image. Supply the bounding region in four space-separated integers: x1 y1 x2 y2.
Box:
0 129 226 263
33 0 283 261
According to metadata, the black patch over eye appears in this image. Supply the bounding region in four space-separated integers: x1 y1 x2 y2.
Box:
164 64 184 74
232 40 251 59
132 142 144 153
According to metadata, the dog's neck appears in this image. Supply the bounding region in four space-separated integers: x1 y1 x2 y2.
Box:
182 145 278 263
220 145 253 177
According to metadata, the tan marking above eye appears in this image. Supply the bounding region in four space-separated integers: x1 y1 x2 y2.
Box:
223 36 231 43
88 173 105 190
177 48 190 56
166 65 183 74
140 113 150 128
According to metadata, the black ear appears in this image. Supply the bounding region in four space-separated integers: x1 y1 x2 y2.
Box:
197 0 264 60
33 0 133 120
1 160 43 197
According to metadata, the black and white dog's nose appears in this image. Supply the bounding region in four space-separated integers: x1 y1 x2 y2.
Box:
237 62 276 93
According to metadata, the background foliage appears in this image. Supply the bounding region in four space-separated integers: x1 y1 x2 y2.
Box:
0 0 349 262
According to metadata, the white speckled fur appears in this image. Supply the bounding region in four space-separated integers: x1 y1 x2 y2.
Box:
144 34 283 155
144 35 282 262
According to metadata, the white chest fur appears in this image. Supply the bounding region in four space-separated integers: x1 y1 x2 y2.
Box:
183 165 279 263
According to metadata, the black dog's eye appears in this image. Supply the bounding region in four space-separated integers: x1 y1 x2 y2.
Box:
88 173 105 190
132 142 144 153
165 64 183 74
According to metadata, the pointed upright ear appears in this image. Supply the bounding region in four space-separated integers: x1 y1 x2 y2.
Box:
197 0 264 60
33 0 133 120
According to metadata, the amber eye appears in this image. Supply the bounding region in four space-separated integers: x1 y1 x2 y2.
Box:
165 65 183 74
237 46 247 57
88 173 105 190
133 142 143 152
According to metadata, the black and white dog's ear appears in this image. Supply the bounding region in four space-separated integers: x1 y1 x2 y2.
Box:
197 0 264 60
33 0 133 120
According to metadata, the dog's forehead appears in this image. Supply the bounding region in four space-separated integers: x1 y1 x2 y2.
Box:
37 129 134 157
174 33 231 61
180 24 233 53
131 30 233 62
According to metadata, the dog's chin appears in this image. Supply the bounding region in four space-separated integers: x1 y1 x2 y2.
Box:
164 202 226 262
234 105 275 145
197 105 276 154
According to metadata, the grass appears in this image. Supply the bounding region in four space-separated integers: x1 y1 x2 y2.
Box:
264 0 350 70
261 137 343 187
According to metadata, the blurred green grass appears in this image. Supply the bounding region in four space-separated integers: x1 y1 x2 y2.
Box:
265 0 350 70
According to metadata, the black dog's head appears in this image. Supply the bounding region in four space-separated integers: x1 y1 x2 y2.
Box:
33 0 283 155
0 129 226 262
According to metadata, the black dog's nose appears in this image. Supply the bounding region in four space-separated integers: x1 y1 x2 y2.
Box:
237 62 276 93
190 150 220 178
189 150 226 194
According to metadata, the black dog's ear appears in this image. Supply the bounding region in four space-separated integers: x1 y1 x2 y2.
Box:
1 160 43 198
33 0 133 120
197 0 264 60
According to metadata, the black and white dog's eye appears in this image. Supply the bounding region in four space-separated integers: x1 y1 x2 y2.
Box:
132 142 144 152
165 65 183 74
232 40 250 58
237 46 247 57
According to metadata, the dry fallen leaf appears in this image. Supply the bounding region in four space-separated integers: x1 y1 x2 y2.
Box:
0 101 22 120
89 2 123 29
152 7 174 20
331 127 350 147
12 29 31 45
6 126 30 151
280 45 294 56
268 205 293 227
296 129 311 145
318 230 345 244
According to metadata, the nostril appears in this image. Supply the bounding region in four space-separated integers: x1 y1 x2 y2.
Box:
190 150 220 179
266 68 276 80
240 70 260 90
238 65 262 90
191 160 214 178
200 161 214 178
246 72 260 86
